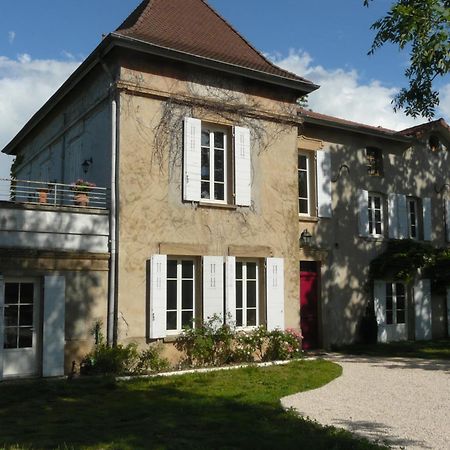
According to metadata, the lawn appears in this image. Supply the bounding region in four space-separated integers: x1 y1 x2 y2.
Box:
336 339 450 360
0 360 385 449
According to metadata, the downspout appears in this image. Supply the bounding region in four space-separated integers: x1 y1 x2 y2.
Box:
108 93 118 346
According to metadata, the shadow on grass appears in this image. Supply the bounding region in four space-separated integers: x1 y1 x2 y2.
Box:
0 363 385 449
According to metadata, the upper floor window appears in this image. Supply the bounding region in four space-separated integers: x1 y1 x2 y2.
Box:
184 117 251 207
407 197 419 239
298 153 310 215
368 193 384 236
366 147 383 176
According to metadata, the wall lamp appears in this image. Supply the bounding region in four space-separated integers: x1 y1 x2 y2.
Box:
299 229 313 248
82 157 93 174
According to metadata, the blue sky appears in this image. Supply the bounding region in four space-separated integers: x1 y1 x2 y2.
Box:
1 0 449 178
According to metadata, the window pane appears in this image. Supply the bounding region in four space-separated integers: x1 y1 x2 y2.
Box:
396 310 405 324
375 222 382 235
298 171 308 198
182 280 193 309
298 155 307 170
396 295 405 311
236 262 242 280
386 296 393 311
201 130 210 147
167 312 177 330
167 280 177 310
19 305 33 326
4 283 19 304
386 283 393 297
374 197 381 209
201 147 210 180
18 328 32 348
214 131 224 149
214 150 224 182
4 328 17 349
374 210 381 222
396 283 405 296
201 182 210 199
182 311 194 329
20 284 34 303
5 306 18 327
167 260 177 279
299 199 308 214
214 183 224 201
386 310 393 325
247 263 257 280
247 309 257 326
247 281 257 308
236 281 242 308
182 261 193 279
236 310 243 327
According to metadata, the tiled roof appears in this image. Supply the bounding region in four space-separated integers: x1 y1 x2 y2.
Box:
400 118 450 137
115 0 316 86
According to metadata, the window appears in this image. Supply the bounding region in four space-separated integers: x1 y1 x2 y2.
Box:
235 260 259 327
368 194 384 236
166 259 195 333
385 282 406 325
366 147 383 176
201 125 227 202
407 197 419 239
183 118 251 206
298 154 311 215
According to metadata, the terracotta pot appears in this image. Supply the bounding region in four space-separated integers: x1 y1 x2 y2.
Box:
37 189 48 204
74 192 89 207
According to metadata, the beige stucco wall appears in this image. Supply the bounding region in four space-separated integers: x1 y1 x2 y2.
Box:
300 123 450 346
115 63 302 344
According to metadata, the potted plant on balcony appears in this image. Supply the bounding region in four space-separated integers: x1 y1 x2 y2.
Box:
71 179 96 207
36 183 53 204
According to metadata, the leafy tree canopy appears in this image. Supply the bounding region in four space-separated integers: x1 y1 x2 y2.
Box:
364 0 450 119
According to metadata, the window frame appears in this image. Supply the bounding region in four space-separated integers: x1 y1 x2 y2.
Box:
200 123 229 204
385 282 406 325
235 259 260 329
368 193 384 237
366 147 383 176
166 258 196 335
298 152 314 216
407 197 419 240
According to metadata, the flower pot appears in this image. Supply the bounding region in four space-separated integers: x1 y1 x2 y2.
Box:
74 192 89 207
37 189 48 204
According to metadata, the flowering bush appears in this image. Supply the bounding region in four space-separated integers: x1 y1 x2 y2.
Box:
264 328 303 361
234 326 268 362
71 179 96 192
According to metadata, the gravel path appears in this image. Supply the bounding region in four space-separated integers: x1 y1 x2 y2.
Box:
282 355 450 449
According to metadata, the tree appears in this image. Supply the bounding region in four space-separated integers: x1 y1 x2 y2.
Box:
364 0 450 119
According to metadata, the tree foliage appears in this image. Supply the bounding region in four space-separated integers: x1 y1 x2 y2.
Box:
364 0 450 119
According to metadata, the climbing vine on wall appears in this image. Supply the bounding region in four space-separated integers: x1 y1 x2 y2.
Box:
369 239 450 292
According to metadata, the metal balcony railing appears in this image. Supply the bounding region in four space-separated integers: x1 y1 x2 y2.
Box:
0 178 109 210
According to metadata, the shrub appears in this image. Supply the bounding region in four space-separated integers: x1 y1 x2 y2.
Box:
135 342 170 373
264 328 302 361
234 326 268 362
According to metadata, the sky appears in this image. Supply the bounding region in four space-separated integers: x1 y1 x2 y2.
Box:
1 0 449 179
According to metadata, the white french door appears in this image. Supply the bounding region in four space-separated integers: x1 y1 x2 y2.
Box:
1 279 40 378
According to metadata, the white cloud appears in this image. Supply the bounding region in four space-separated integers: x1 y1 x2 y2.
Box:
0 54 80 180
8 31 15 44
438 83 450 120
271 49 450 131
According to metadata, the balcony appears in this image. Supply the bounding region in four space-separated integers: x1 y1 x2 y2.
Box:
0 178 110 253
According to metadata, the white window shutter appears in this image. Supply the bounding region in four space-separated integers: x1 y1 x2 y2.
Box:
149 254 167 339
234 126 251 206
414 279 432 340
373 280 386 343
225 256 236 325
358 190 369 237
445 200 450 242
316 150 332 218
388 193 398 239
266 257 285 331
203 256 224 321
422 197 432 241
43 275 66 377
0 275 4 379
183 117 201 202
397 194 408 239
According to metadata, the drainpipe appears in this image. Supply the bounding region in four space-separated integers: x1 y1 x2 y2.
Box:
107 93 119 346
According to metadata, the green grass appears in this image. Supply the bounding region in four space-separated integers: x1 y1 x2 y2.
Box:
336 339 450 360
0 360 385 449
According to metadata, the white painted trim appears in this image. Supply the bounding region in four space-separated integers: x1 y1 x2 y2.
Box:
316 149 332 218
266 258 285 331
234 126 251 206
225 256 236 324
149 255 167 339
183 117 202 202
203 256 224 321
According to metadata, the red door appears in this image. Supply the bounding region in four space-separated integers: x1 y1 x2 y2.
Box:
300 270 319 350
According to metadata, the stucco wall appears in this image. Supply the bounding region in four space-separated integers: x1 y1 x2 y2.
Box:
115 64 301 343
301 123 450 346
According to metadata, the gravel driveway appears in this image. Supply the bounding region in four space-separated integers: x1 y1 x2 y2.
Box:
281 355 450 449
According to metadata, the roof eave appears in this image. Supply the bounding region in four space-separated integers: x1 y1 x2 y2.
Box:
301 115 413 144
110 33 319 94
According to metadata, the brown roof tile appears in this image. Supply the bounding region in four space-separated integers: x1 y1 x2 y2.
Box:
115 0 316 86
399 118 450 137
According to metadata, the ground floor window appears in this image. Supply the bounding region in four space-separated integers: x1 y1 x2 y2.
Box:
166 259 195 332
386 282 406 324
236 260 259 328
